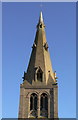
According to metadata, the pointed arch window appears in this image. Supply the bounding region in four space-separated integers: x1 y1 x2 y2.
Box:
37 68 43 82
40 93 48 111
30 93 37 111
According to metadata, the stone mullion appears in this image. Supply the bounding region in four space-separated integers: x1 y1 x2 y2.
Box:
38 95 40 118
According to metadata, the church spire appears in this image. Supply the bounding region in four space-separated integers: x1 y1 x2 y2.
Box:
23 12 57 86
19 12 58 119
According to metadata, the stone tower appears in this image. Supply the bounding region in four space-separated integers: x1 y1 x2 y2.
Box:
18 12 58 118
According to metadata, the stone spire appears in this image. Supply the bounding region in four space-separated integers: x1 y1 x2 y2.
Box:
23 12 57 86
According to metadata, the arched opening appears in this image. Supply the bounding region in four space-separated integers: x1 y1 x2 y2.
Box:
40 24 42 28
40 93 48 118
29 93 38 118
37 68 43 82
40 93 48 110
30 93 37 111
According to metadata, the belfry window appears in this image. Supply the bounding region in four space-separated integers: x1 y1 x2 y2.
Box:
30 93 37 111
40 93 48 111
37 68 43 82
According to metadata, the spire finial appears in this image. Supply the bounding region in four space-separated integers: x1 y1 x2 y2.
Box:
39 11 43 23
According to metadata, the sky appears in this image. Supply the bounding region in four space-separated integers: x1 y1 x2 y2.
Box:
2 2 76 118
0 2 2 119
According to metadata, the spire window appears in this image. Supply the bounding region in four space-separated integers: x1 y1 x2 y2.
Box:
37 68 43 82
44 42 48 51
40 24 42 28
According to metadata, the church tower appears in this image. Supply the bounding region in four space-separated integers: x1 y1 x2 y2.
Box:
18 12 58 118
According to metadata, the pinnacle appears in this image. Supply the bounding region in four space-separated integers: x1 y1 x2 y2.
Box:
39 11 43 23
